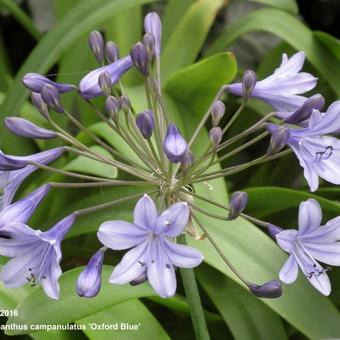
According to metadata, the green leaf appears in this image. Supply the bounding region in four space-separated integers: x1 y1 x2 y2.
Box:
161 0 226 82
244 186 340 219
0 0 157 147
314 31 340 59
79 299 170 340
64 145 118 179
197 265 287 340
164 52 237 115
5 266 156 335
246 0 298 14
206 8 340 97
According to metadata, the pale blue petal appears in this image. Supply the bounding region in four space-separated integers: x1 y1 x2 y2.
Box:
279 254 298 284
298 199 322 235
300 217 340 243
133 195 158 230
40 258 62 300
303 242 340 266
276 229 298 253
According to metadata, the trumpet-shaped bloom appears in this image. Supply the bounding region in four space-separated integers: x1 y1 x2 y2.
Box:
79 56 133 99
97 195 203 298
271 199 340 295
0 214 75 299
227 52 317 111
0 148 64 209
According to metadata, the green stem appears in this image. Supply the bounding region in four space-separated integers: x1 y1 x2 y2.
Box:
178 234 210 340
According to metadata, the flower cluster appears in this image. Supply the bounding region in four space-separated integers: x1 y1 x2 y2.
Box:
0 11 339 303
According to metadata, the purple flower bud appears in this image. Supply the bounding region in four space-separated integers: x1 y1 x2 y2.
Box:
249 279 282 298
31 92 50 119
181 149 194 170
284 94 325 124
76 249 104 298
268 224 283 239
266 124 290 156
88 31 105 64
98 71 112 96
41 84 64 113
130 42 149 76
130 272 147 286
119 95 131 113
105 41 119 63
5 117 57 139
228 191 248 220
136 110 154 139
22 73 74 94
105 96 120 120
211 100 225 127
0 152 27 171
242 70 257 100
163 124 188 163
79 56 133 99
144 12 162 56
142 33 155 59
209 127 223 148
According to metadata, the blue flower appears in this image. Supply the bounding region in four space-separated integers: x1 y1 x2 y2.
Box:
0 148 64 209
97 195 203 298
79 56 133 99
270 199 340 295
227 52 317 111
0 214 75 299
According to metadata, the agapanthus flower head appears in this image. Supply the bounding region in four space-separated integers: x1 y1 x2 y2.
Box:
273 198 340 295
22 73 74 94
163 124 188 163
79 56 133 99
88 30 105 64
228 191 248 220
249 279 282 298
97 195 203 298
41 84 64 113
227 52 318 111
136 110 154 139
76 249 104 298
5 117 57 139
144 12 162 56
0 213 75 299
105 41 119 63
0 148 64 209
130 42 149 76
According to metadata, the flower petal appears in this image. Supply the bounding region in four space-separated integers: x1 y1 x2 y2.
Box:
279 254 298 284
303 242 340 266
97 221 147 250
298 199 322 235
40 259 62 300
155 202 190 237
109 240 148 284
133 194 158 230
276 229 298 253
300 217 340 243
164 239 203 268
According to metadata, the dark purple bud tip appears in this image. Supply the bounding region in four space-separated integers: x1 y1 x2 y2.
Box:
209 127 223 148
242 70 257 100
211 100 225 127
268 224 283 239
105 96 120 120
5 117 56 139
266 125 290 156
163 124 188 163
31 92 50 119
249 279 282 298
130 272 147 286
130 42 149 76
98 71 112 96
89 30 105 64
285 94 325 124
105 41 119 63
136 110 154 139
228 191 248 220
142 33 155 59
41 84 64 113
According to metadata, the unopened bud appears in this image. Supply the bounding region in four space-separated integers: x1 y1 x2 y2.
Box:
105 96 120 120
142 33 155 59
242 70 257 100
136 110 154 139
105 41 119 63
31 92 50 119
285 94 325 124
209 127 222 148
144 12 162 56
181 149 194 170
130 42 149 76
228 191 248 220
98 71 112 96
266 124 290 156
89 31 105 64
119 95 131 113
249 280 282 298
163 124 188 163
211 100 225 127
41 84 64 113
